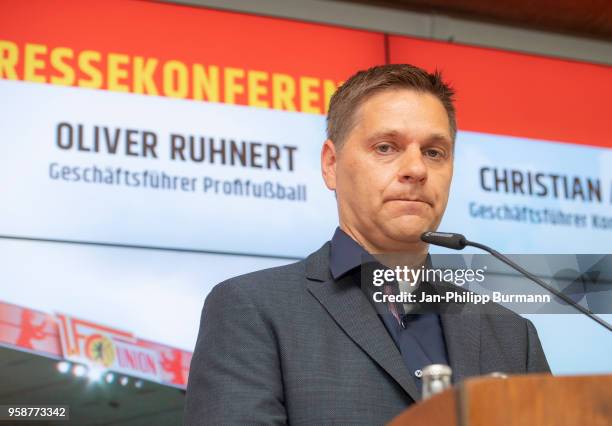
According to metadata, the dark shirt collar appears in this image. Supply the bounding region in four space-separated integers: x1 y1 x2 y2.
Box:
329 226 435 281
330 227 370 280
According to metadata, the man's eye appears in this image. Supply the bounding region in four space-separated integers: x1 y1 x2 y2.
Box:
375 144 394 154
424 149 443 159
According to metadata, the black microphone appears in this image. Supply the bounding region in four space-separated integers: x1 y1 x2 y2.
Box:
421 231 612 332
420 231 467 250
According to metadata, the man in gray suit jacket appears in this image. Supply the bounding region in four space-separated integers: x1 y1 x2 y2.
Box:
184 64 550 425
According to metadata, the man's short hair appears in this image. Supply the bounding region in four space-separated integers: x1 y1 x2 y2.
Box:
326 64 456 148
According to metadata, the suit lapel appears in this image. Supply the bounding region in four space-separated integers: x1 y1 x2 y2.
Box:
306 275 421 402
440 304 481 383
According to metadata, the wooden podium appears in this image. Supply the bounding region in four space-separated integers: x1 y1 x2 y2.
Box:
388 374 612 426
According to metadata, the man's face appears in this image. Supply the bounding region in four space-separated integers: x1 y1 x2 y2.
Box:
322 88 454 252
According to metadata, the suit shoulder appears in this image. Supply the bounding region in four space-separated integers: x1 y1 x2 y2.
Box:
476 294 533 334
208 259 308 299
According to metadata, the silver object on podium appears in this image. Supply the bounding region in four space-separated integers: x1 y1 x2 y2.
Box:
422 364 452 400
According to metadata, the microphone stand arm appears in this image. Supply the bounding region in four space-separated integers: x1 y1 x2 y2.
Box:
465 239 612 333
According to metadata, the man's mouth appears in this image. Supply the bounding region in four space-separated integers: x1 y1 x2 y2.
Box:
386 197 432 207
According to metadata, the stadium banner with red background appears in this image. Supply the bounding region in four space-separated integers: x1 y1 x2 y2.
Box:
0 301 191 388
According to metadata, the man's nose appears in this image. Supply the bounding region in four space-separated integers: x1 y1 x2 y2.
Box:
397 145 427 183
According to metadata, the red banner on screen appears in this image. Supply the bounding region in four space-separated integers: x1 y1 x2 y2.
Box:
0 0 385 114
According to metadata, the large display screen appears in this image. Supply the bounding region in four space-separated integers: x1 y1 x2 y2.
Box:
1 0 610 384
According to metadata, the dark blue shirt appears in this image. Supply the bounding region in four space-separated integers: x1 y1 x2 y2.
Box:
329 227 449 390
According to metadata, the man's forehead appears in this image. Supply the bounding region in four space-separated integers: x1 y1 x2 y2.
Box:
351 91 453 142
332 87 454 150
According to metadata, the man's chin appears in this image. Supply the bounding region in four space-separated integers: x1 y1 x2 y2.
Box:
382 218 431 246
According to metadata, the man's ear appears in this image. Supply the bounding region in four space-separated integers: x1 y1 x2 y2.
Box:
321 139 337 191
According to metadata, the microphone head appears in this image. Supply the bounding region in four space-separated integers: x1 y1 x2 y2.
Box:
421 231 467 250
